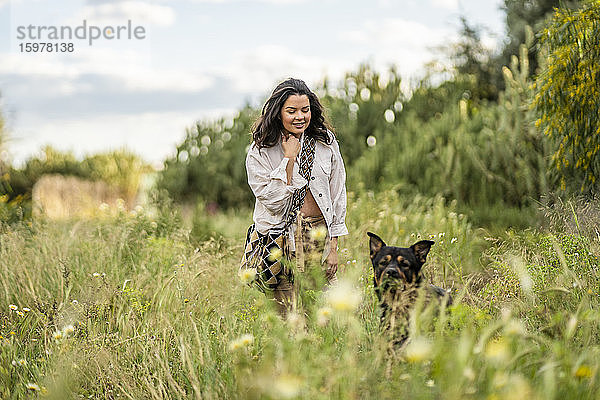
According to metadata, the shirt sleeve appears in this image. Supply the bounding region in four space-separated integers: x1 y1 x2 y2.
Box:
329 138 348 237
246 145 307 215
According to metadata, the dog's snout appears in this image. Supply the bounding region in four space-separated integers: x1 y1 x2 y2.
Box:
384 266 402 279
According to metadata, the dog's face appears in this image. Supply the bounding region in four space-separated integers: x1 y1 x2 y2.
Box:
367 232 434 293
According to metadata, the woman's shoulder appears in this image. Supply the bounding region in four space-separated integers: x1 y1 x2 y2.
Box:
247 141 281 161
316 130 339 150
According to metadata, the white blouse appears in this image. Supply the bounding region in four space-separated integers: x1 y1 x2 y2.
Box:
245 132 348 250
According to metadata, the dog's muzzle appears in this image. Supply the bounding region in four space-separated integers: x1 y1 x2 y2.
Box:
383 266 404 281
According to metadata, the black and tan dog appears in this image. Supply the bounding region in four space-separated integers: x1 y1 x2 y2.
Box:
367 232 452 346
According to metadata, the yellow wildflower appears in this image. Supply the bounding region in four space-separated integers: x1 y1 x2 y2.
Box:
575 365 593 379
238 268 258 284
26 383 40 392
326 281 361 312
229 333 254 351
317 307 332 326
268 248 283 262
273 374 302 399
62 325 75 336
309 226 327 241
405 337 433 363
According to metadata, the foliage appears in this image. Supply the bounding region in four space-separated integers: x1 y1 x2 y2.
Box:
157 105 258 208
498 0 581 81
533 0 600 193
319 64 406 162
447 17 500 101
347 43 551 227
4 147 150 204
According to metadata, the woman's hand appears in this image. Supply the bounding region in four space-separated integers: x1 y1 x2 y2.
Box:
282 133 301 159
325 237 338 280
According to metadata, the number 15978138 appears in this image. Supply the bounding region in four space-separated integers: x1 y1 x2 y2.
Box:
19 43 74 52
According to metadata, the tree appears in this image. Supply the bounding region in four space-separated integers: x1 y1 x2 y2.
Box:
450 17 499 101
499 0 580 77
533 0 600 192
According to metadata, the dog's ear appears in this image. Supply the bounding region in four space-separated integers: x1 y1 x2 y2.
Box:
367 232 386 259
410 240 434 266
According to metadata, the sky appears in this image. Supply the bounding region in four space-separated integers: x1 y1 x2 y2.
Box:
0 0 505 168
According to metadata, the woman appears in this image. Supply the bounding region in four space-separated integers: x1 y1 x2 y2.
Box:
245 78 348 316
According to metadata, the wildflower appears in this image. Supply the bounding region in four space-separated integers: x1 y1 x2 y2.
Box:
53 331 63 341
404 337 433 363
134 205 144 214
428 234 436 239
62 325 75 336
72 300 79 305
492 372 509 388
239 268 258 284
309 226 327 241
326 281 361 312
116 198 125 210
22 307 31 312
150 221 158 229
229 334 254 351
451 237 458 244
184 298 190 303
463 367 475 381
425 379 435 387
239 334 254 346
575 365 593 379
438 232 445 237
16 311 24 317
26 383 40 392
485 338 509 364
268 248 283 262
99 203 109 212
92 272 101 278
9 331 16 335
273 374 302 399
9 304 17 311
504 320 526 336
17 358 27 366
286 312 305 332
317 307 332 326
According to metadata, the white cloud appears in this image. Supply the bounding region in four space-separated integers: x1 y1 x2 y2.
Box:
7 109 234 167
72 1 176 26
187 0 307 3
0 47 213 93
338 18 457 77
217 44 349 94
431 0 459 10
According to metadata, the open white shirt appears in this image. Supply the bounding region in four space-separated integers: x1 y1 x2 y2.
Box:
246 132 348 251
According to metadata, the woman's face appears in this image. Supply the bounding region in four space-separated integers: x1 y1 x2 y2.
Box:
280 94 311 137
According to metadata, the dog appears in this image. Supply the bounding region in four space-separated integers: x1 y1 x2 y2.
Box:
367 232 452 346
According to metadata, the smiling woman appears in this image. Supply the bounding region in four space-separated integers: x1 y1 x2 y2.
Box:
241 78 348 317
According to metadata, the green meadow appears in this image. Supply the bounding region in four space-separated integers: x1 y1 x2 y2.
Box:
1 190 599 399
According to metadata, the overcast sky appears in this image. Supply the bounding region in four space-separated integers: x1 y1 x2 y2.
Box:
0 0 504 168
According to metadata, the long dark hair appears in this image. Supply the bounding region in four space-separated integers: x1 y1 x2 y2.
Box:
252 78 333 148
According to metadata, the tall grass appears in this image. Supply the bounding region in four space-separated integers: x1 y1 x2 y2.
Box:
0 191 598 399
